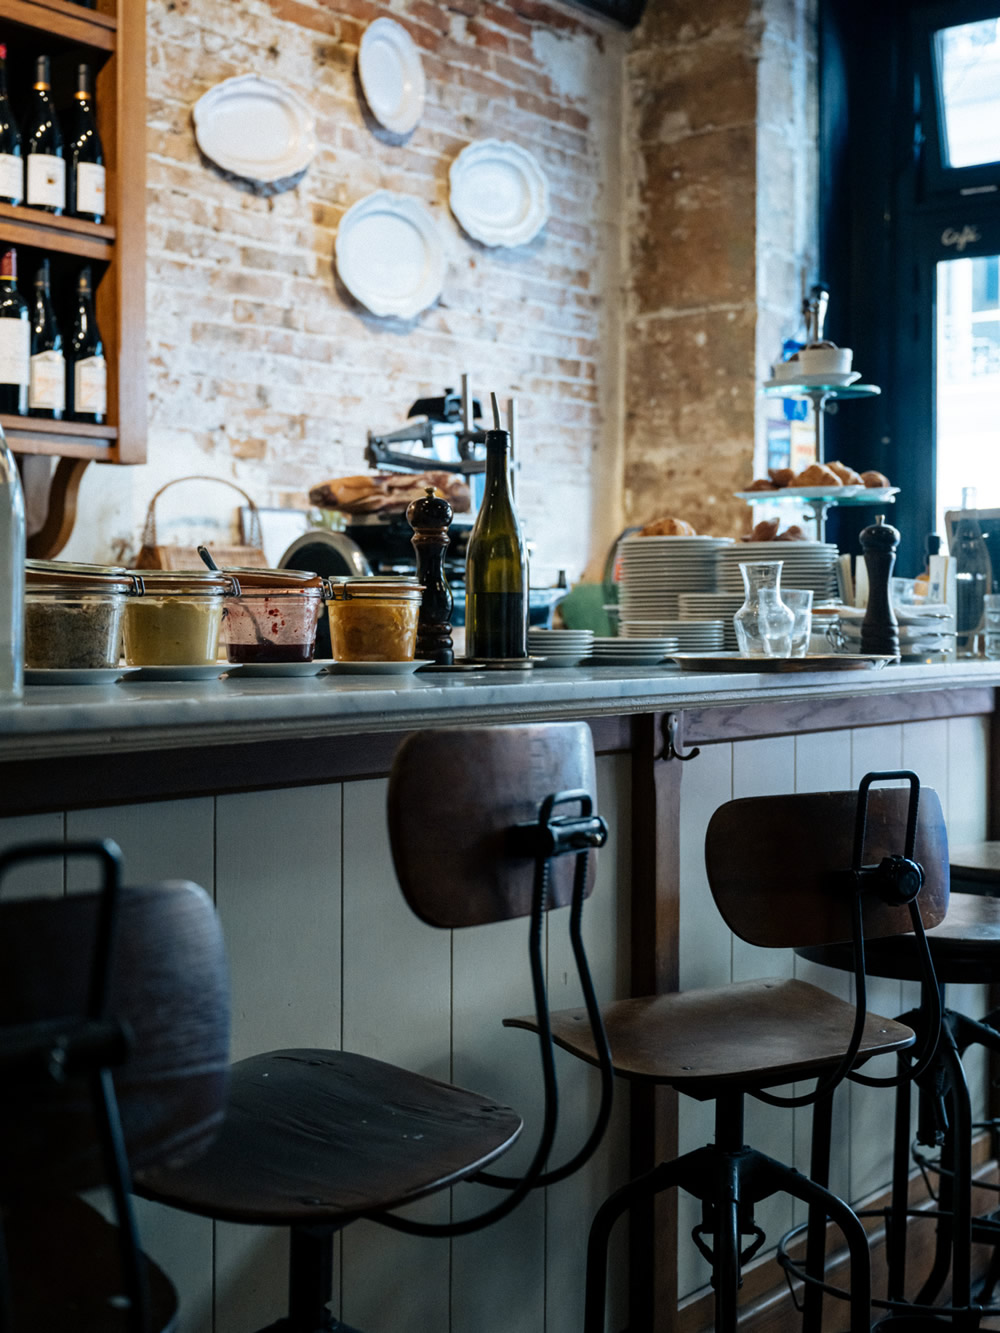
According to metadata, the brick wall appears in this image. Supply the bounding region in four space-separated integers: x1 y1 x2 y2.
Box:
62 0 625 584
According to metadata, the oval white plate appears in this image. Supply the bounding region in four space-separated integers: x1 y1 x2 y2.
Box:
449 139 549 247
25 667 137 686
358 17 425 135
128 665 229 682
226 660 333 678
335 191 445 319
323 660 433 675
765 372 862 389
193 74 317 184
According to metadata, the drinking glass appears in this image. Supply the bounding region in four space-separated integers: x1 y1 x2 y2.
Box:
782 589 814 658
734 562 795 657
984 594 1000 661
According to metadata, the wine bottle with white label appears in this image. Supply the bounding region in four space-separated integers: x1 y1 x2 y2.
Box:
68 266 106 423
23 55 64 215
0 249 29 415
67 64 105 224
0 46 22 207
29 260 64 420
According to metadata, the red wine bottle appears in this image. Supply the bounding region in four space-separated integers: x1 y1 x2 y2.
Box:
0 249 29 415
23 55 64 214
66 64 105 223
29 259 64 420
67 266 106 423
0 46 22 207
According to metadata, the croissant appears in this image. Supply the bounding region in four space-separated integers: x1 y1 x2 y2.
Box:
746 478 778 492
639 517 697 536
827 461 864 486
861 470 890 488
742 519 780 542
793 463 842 488
768 468 796 488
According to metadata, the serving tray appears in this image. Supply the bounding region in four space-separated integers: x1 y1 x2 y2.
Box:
668 653 895 672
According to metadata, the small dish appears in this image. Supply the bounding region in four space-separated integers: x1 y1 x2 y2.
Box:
193 75 317 185
227 660 333 678
335 191 445 320
24 667 137 686
323 659 433 675
358 17 425 136
764 372 862 389
448 140 549 248
734 486 864 501
128 664 229 682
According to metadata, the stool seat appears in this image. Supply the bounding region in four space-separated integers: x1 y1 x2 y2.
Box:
136 1048 522 1227
797 892 1000 983
950 841 1000 890
507 978 914 1097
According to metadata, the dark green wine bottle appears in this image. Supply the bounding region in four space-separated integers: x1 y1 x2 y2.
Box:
464 427 527 660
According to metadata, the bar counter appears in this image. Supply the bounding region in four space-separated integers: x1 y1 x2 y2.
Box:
1 660 996 1333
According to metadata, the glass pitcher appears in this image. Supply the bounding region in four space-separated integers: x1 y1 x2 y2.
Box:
734 561 795 658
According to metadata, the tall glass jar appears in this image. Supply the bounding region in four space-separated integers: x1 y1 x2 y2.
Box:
0 425 24 698
25 560 136 668
734 561 795 658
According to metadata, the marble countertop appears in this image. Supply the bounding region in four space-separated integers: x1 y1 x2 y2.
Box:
1 658 998 761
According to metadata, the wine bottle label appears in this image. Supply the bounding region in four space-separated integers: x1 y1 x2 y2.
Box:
26 153 65 209
0 153 22 204
29 349 65 411
76 161 105 216
0 320 28 386
74 354 106 414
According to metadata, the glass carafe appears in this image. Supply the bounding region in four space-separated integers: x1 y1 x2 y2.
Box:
734 561 795 658
954 486 992 657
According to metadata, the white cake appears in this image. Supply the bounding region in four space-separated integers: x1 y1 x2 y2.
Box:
772 342 853 381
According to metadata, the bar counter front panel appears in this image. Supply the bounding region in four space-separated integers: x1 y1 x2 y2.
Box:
0 663 994 1332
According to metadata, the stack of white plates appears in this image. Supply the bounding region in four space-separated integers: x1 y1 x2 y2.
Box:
718 542 839 598
527 628 594 667
589 635 679 666
617 536 732 621
621 618 724 651
837 606 955 661
678 592 745 651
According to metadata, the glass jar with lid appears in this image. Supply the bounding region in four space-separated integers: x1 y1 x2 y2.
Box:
122 569 239 667
25 560 139 669
326 577 423 662
221 567 326 664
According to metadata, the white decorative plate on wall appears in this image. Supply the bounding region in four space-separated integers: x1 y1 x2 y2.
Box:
193 75 317 185
358 17 425 135
448 139 550 247
335 191 445 320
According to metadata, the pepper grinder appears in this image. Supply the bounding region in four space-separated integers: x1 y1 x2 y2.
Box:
860 513 900 658
407 486 454 665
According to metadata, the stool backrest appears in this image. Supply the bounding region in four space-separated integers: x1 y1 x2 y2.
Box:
0 879 230 1201
705 786 949 949
388 721 599 928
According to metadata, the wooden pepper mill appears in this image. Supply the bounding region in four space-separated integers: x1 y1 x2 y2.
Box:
407 486 454 665
860 513 900 658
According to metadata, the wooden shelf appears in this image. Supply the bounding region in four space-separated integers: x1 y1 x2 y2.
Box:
3 414 116 458
3 0 115 50
0 203 114 259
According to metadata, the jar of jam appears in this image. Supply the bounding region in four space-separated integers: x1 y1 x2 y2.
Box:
122 569 239 666
326 577 423 662
25 560 140 669
221 567 325 663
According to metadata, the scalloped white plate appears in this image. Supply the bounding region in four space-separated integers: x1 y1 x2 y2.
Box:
449 139 549 247
359 17 425 135
193 75 317 184
335 191 445 319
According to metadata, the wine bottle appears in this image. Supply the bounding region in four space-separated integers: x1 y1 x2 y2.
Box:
0 421 24 699
23 55 64 214
66 63 105 223
954 486 992 656
0 248 29 415
0 46 22 206
67 266 106 423
28 259 64 420
464 425 528 660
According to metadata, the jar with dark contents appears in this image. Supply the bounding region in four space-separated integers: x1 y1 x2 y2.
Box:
221 568 325 663
25 560 138 669
326 577 423 661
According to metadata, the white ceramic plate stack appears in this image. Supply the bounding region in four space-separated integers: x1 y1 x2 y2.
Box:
718 542 839 599
527 628 593 667
620 619 724 651
678 593 745 651
588 635 679 667
617 536 732 622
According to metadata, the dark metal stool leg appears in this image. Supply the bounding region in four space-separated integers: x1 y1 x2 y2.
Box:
888 1048 914 1304
712 1156 741 1333
802 1089 835 1333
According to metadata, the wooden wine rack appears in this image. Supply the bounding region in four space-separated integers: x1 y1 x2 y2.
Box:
0 0 145 554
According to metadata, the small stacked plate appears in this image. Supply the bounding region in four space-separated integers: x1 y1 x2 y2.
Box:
718 542 839 598
588 635 679 666
621 619 724 651
528 628 593 667
678 593 745 651
617 536 731 621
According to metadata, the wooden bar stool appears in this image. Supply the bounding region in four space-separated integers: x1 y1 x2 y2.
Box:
509 774 949 1333
134 722 615 1333
948 843 1000 896
0 839 230 1333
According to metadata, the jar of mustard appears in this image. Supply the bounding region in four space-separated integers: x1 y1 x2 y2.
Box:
25 560 139 669
221 567 325 663
326 577 423 662
123 569 238 666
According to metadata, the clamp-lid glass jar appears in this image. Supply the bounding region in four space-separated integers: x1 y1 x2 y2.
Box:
25 560 138 669
221 567 326 664
326 577 423 662
123 569 238 667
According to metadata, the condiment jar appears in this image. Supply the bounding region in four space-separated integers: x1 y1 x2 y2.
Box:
221 567 325 664
25 559 138 669
326 577 423 662
122 569 238 667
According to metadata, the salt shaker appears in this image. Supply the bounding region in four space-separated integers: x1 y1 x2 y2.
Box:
860 514 900 658
407 486 454 665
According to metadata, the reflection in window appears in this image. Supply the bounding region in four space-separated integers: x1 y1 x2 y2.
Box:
937 254 1000 532
936 18 1000 169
